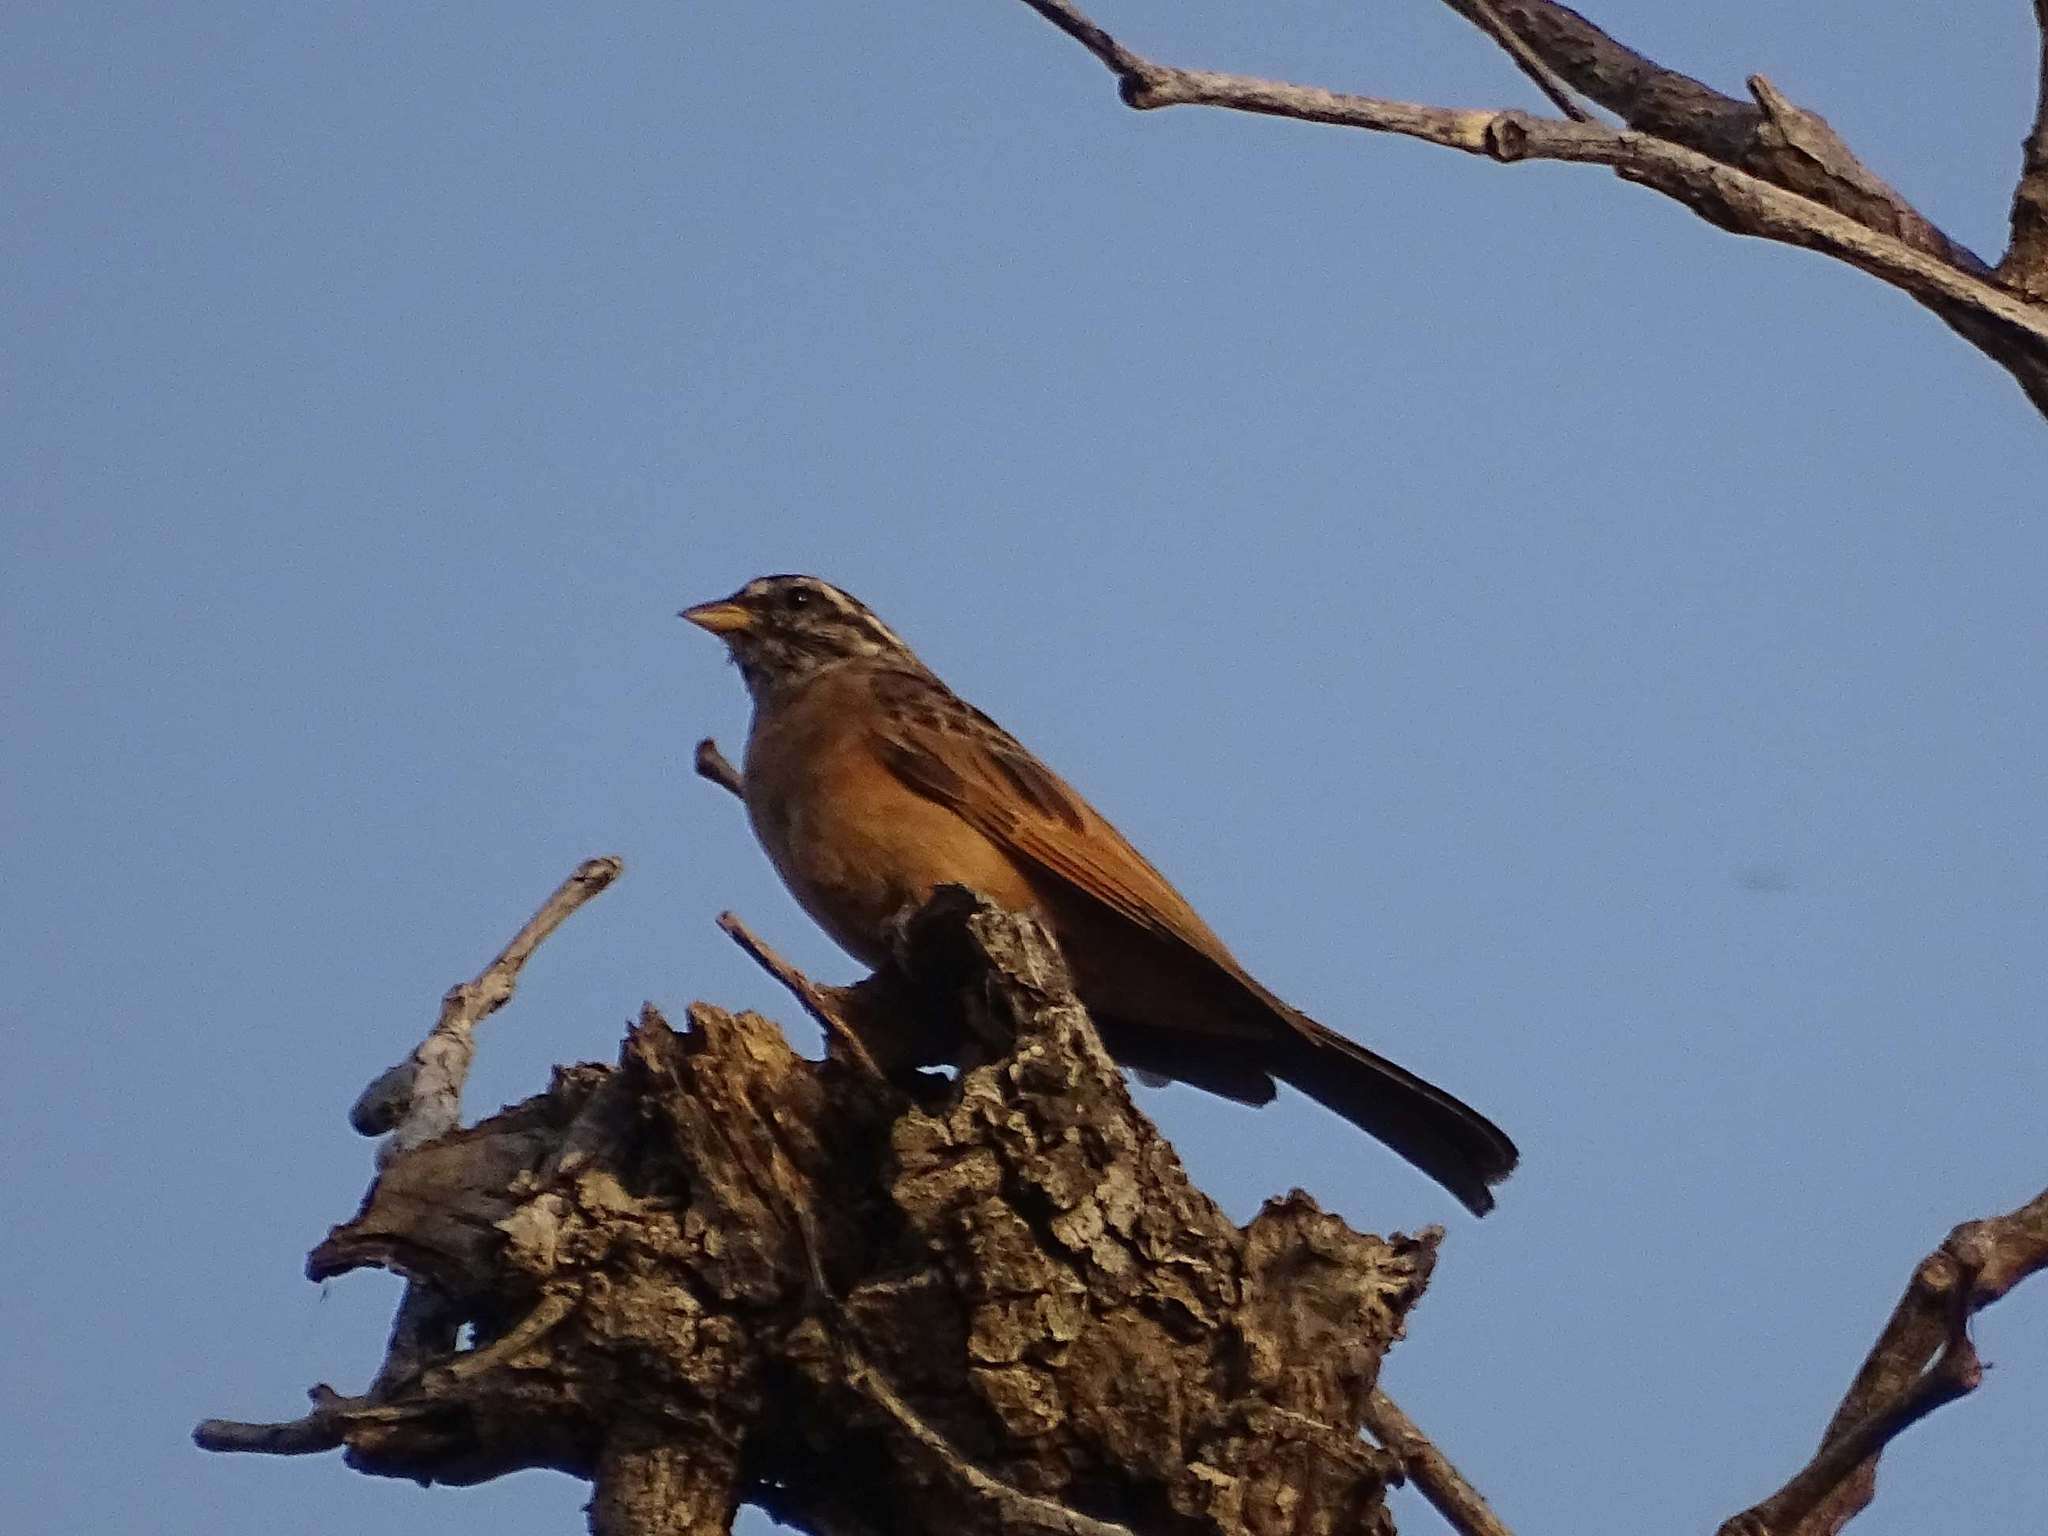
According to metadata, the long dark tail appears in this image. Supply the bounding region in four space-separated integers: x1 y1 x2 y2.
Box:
1269 1012 1518 1217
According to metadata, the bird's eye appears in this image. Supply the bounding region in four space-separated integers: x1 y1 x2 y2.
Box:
784 588 813 611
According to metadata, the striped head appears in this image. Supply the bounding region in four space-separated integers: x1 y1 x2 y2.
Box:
680 575 924 701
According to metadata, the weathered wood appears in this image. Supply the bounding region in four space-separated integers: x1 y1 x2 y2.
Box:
201 889 1437 1535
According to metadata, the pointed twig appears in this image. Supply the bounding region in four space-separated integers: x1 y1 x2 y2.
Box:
194 1385 437 1456
349 855 625 1153
1364 1388 1515 1536
717 911 884 1078
694 737 745 799
1457 0 1592 122
1716 1184 2048 1536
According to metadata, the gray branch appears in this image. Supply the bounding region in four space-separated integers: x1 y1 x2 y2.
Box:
1008 0 2048 418
348 854 623 1156
2001 1 2048 299
198 888 1437 1535
1716 1185 2048 1536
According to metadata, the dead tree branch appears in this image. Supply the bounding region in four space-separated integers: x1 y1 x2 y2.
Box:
194 842 2043 1535
2001 2 2048 299
1364 1389 1514 1536
1007 0 2048 418
716 910 885 1077
196 885 1442 1535
1454 0 1592 124
339 857 622 1397
349 854 623 1154
693 737 744 799
1717 1185 2048 1536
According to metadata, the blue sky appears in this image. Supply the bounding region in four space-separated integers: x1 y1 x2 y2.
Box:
5 3 2043 1533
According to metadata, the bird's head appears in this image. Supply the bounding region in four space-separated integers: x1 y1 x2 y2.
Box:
681 575 921 700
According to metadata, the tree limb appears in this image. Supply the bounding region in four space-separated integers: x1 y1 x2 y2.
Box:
348 854 624 1153
694 737 744 799
1453 0 1592 123
1006 0 2048 417
1432 3 1984 276
333 855 623 1405
2001 1 2048 299
591 1436 739 1536
1716 1184 2048 1536
198 887 1432 1534
717 909 885 1077
1364 1388 1514 1536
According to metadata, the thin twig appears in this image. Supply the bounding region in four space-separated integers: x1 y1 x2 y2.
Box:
345 859 621 1418
429 1288 580 1386
1013 0 1145 77
717 911 884 1077
1716 1184 2048 1535
195 1385 435 1456
1365 1389 1515 1536
694 737 744 799
352 854 625 1154
1458 0 1593 121
844 1355 1138 1536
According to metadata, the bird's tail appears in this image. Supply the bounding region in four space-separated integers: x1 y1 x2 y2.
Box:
1268 1012 1518 1217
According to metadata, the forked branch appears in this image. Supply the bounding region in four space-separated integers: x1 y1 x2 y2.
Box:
197 886 1440 1536
1007 0 2048 418
1717 1185 2048 1536
349 854 623 1154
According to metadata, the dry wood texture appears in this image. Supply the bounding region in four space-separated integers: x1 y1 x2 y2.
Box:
198 886 1442 1535
195 855 2045 1536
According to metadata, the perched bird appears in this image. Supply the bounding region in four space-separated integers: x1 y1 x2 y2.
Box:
682 575 1518 1214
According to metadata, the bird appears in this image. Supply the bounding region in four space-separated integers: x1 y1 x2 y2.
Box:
681 574 1518 1214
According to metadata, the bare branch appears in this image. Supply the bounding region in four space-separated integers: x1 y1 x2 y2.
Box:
694 737 745 799
1144 77 2042 347
1014 0 1144 77
1434 1 1758 156
349 854 624 1154
1364 1388 1515 1536
202 893 1430 1533
1735 73 1986 275
717 910 884 1077
334 858 621 1416
2000 1 2048 299
1438 0 1980 274
1455 0 1593 123
1716 1184 2048 1536
843 1355 1140 1536
1110 65 1499 153
1008 0 2048 415
195 1385 435 1458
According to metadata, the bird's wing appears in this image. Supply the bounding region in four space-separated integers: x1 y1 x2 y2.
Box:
862 667 1236 964
864 667 1520 1213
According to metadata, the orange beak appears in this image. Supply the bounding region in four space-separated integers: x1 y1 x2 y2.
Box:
679 598 754 636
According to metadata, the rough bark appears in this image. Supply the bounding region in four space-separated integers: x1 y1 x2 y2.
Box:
194 856 2047 1536
197 887 1439 1535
